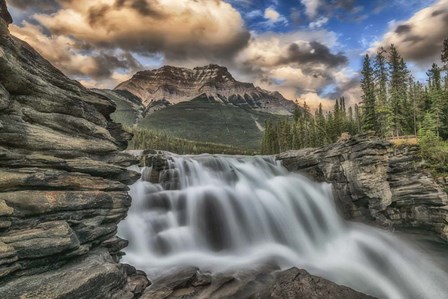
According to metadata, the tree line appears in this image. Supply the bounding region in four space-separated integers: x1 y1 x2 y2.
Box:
128 126 257 155
261 39 448 155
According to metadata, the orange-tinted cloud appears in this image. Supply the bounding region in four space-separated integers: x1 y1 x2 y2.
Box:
33 0 250 60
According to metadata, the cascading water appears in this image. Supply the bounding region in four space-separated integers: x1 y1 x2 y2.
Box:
118 155 448 299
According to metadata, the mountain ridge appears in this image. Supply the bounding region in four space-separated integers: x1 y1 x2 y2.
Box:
114 64 298 116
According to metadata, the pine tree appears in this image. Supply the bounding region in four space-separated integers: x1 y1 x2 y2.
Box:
374 47 390 136
361 54 378 132
442 38 448 70
347 106 356 134
354 104 362 133
418 112 440 157
339 97 348 132
388 44 409 136
408 76 417 136
312 103 327 146
427 63 444 137
440 39 448 139
333 99 341 136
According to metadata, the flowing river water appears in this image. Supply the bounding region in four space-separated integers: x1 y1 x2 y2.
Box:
118 155 448 299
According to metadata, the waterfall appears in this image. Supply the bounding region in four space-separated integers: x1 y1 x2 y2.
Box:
118 155 448 299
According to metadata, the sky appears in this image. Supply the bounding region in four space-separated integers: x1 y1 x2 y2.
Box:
5 0 448 110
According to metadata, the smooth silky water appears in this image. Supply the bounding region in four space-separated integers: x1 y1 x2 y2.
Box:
118 155 448 299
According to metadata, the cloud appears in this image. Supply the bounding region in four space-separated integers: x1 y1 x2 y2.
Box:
8 0 252 87
10 21 142 80
301 0 321 19
284 41 347 67
246 9 263 19
236 32 346 70
31 0 250 60
7 0 358 109
309 16 329 29
325 70 362 107
371 0 448 66
258 6 288 29
234 30 352 108
264 7 280 22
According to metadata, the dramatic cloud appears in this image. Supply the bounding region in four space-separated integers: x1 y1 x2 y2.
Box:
234 31 351 108
8 0 251 88
32 0 250 60
7 0 359 108
10 21 142 80
284 42 347 67
371 0 448 66
237 32 346 71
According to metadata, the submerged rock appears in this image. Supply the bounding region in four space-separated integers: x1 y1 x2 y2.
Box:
278 133 448 242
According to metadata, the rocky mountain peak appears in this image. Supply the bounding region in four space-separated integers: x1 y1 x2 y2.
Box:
115 64 297 115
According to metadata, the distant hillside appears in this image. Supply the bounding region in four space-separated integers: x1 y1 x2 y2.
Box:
137 94 284 149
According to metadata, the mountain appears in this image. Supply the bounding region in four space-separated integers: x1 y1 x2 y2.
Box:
115 64 298 116
101 65 297 150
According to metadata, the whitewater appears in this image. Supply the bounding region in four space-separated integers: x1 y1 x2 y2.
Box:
118 155 448 299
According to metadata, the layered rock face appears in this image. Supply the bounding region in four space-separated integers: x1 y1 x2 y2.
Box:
278 134 448 242
115 64 298 115
0 2 148 297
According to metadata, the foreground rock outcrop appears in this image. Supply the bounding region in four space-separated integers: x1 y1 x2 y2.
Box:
0 2 148 297
278 134 448 242
141 266 376 299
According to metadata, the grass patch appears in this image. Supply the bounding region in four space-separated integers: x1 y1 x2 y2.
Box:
388 136 418 146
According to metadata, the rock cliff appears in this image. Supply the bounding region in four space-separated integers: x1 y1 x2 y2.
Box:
0 2 148 297
277 134 448 242
115 64 298 115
